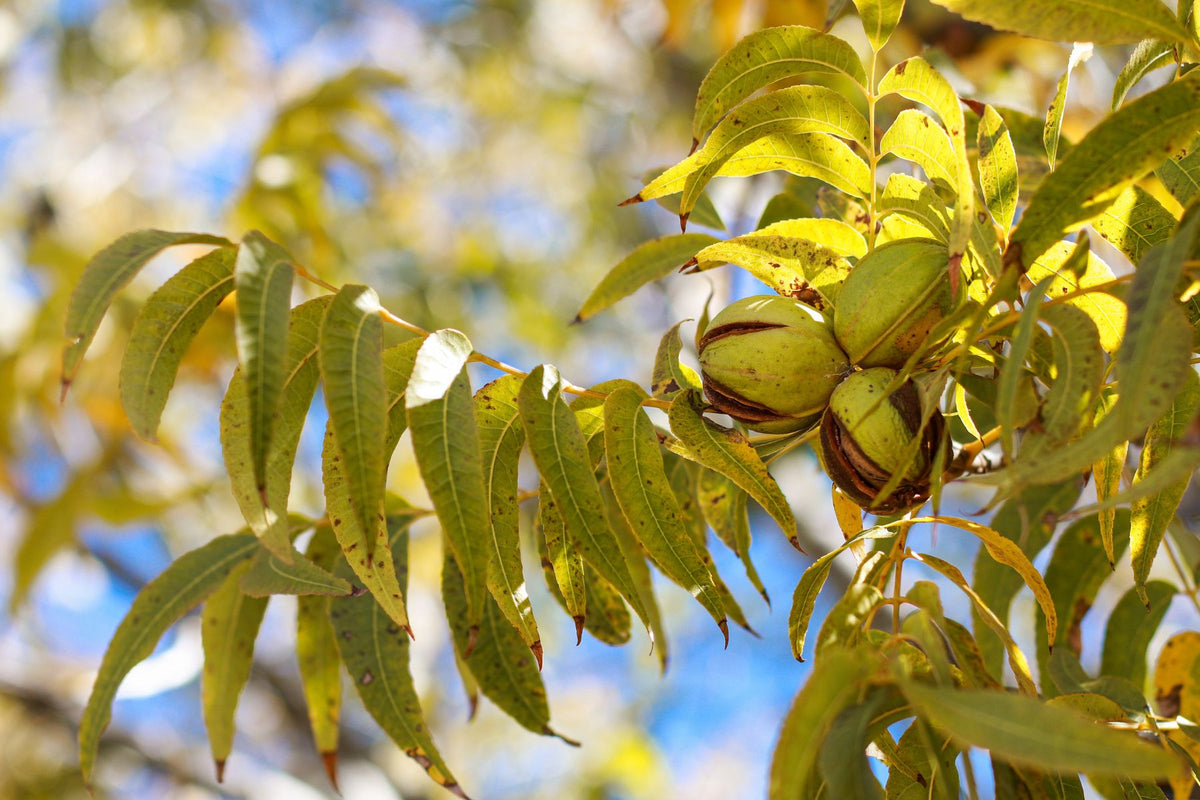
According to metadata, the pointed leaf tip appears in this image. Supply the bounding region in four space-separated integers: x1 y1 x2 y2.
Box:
788 534 806 554
531 640 544 671
618 193 644 206
719 618 730 649
404 624 415 641
679 212 689 232
573 616 585 645
215 759 226 783
321 751 340 793
547 727 582 747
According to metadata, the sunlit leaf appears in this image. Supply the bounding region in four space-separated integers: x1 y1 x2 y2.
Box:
600 480 669 670
406 329 490 634
519 366 650 631
62 229 230 392
1157 134 1200 206
474 374 541 659
120 247 236 441
1091 185 1176 269
680 86 870 218
201 561 269 776
884 718 961 800
296 526 344 785
689 234 850 309
1091 390 1127 565
902 681 1182 779
221 297 328 561
1132 372 1200 600
692 25 867 143
1045 44 1093 166
651 321 702 400
1102 580 1175 690
329 522 466 799
755 217 867 258
383 339 422 457
1112 40 1176 109
576 234 719 323
852 0 903 50
978 105 1019 234
996 279 1049 459
768 647 873 799
1008 72 1200 269
880 110 958 191
668 391 799 549
603 384 728 641
926 0 1191 43
233 230 295 500
79 533 258 787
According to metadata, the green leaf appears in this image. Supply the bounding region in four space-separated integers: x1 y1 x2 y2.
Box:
442 552 565 740
768 647 874 800
295 526 344 783
697 470 769 604
1132 372 1200 599
978 105 1019 234
221 297 328 561
1027 241 1125 354
668 391 799 549
996 279 1049 459
79 532 258 787
320 285 387 563
680 86 870 219
233 230 296 500
201 562 269 775
474 374 541 660
691 25 867 144
688 234 851 309
901 681 1183 780
536 484 587 640
1045 44 1093 166
852 0 904 50
926 0 1191 43
329 522 467 799
1157 134 1200 206
1112 40 1176 109
884 718 961 800
322 423 411 635
1039 304 1106 445
816 689 888 800
879 57 965 141
1091 185 1176 265
652 182 726 230
971 479 1083 679
406 329 490 635
754 217 867 258
119 247 236 441
1008 72 1200 269
519 366 650 631
1102 580 1176 690
880 110 958 191
915 551 1037 694
917 516 1057 646
575 234 719 323
1092 390 1127 565
62 229 230 392
600 479 669 671
651 321 702 400
788 527 893 661
603 384 728 641
1036 513 1131 695
238 542 352 597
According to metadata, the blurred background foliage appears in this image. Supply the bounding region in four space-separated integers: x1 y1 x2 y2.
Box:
1 1 1194 798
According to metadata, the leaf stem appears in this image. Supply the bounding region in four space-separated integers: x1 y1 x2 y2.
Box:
866 49 880 250
292 261 673 409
